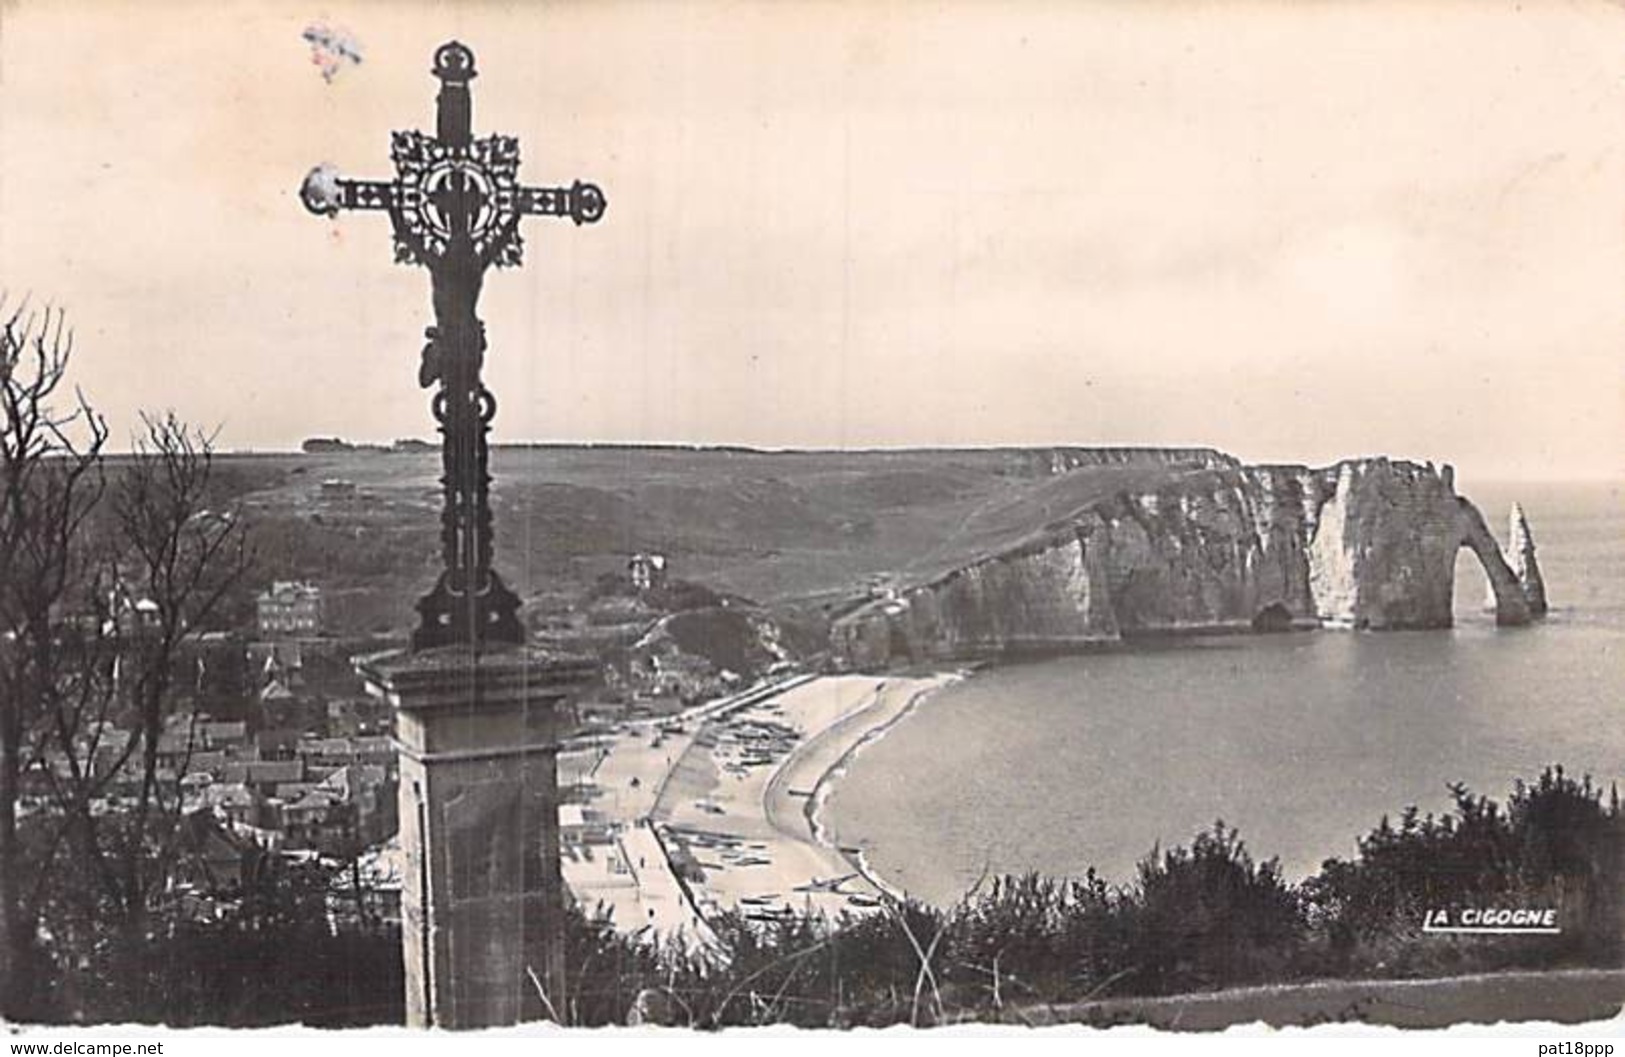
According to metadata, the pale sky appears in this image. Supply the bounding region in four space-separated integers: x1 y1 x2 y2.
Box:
1 0 1622 479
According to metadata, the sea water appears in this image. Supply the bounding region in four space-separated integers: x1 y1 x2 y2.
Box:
825 481 1625 905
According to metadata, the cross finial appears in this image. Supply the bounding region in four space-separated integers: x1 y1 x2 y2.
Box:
433 41 477 83
433 41 476 147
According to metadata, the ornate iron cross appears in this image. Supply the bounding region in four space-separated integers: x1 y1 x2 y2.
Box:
301 41 606 650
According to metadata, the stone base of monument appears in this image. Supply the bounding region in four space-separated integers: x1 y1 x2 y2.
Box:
357 644 598 1029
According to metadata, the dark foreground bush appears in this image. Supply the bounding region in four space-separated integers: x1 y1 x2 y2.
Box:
19 767 1622 1026
553 769 1620 1027
1305 766 1622 978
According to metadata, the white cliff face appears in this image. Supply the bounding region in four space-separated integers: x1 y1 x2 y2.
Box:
833 454 1540 664
1307 465 1361 626
1302 459 1465 629
1511 503 1533 554
893 531 1119 656
1508 503 1550 616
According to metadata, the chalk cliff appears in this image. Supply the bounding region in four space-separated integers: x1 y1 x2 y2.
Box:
830 456 1543 665
1508 502 1550 618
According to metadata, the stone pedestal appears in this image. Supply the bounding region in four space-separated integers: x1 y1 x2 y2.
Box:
358 644 597 1029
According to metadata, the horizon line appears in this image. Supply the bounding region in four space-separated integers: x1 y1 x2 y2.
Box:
87 439 1625 483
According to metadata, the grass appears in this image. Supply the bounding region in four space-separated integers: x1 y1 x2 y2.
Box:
211 445 1214 636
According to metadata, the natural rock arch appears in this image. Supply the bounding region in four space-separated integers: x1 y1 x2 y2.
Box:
1456 498 1532 626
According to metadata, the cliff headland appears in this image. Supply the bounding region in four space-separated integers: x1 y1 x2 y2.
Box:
235 443 1546 675
830 453 1548 666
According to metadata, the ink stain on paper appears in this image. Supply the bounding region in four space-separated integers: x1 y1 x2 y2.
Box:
302 23 364 83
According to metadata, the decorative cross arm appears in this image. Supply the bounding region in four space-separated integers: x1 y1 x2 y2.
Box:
299 40 605 269
302 175 606 227
520 182 607 225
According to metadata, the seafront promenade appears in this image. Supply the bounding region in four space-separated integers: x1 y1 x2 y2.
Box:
558 673 959 943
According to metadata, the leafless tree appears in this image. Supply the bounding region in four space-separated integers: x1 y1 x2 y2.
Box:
0 301 251 1019
109 412 252 928
0 300 106 1017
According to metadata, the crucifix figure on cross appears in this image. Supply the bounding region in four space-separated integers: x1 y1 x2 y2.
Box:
301 41 606 651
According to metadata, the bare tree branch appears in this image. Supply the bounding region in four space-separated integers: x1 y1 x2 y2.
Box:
0 304 252 1017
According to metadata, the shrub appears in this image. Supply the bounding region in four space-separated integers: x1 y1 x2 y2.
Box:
1123 822 1304 994
1301 767 1623 972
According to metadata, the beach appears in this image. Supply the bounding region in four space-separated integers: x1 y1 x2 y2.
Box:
558 672 959 941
